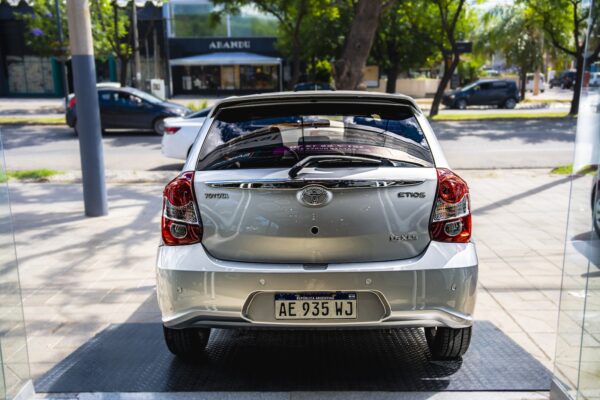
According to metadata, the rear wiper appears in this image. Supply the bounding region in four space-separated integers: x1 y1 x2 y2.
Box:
288 155 382 179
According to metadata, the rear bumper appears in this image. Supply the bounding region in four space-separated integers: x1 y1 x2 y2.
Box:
156 241 478 329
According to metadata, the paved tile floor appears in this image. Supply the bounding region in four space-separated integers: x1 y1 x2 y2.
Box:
7 169 571 385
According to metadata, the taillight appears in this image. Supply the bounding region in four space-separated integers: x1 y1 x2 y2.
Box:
161 171 203 245
164 126 181 135
68 97 76 109
430 168 471 243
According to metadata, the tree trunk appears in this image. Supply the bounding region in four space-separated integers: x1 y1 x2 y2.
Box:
385 62 399 94
430 55 459 117
119 55 129 87
519 69 527 101
290 39 302 89
334 0 383 90
570 53 585 115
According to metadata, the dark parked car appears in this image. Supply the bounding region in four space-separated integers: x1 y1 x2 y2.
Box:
442 79 520 109
293 82 334 91
66 86 191 135
550 71 576 89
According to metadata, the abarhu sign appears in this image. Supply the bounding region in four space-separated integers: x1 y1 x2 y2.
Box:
208 40 251 50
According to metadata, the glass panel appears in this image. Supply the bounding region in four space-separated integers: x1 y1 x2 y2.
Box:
169 1 277 38
0 129 31 400
170 2 227 38
552 1 600 398
229 5 278 37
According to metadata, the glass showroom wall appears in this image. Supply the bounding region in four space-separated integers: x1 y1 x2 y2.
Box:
0 131 32 400
551 2 600 398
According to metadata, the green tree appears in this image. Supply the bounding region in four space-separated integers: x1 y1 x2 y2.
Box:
17 0 133 85
482 5 544 100
212 0 333 88
524 0 600 115
372 0 436 93
412 0 470 117
333 0 384 89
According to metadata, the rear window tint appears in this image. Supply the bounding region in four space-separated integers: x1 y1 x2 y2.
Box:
196 102 433 170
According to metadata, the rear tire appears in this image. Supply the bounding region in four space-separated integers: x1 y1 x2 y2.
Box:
503 98 517 109
153 118 166 135
163 325 210 360
425 326 472 360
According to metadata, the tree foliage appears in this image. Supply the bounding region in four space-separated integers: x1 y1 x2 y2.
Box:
372 0 436 93
16 0 131 62
481 5 544 99
522 0 600 114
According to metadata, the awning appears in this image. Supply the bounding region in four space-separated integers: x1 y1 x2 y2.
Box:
170 52 281 67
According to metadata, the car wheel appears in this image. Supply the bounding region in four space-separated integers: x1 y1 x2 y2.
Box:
456 99 467 110
425 326 472 360
503 98 517 109
153 118 166 135
163 325 210 360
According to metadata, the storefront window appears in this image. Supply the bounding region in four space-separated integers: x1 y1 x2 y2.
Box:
240 65 278 89
173 64 279 94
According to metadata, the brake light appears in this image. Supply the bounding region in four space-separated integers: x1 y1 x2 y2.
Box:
164 126 181 135
161 171 203 245
68 97 76 109
430 168 471 243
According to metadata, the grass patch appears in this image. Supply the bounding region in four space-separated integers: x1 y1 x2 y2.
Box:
522 98 572 104
551 164 598 175
431 111 571 121
5 169 62 181
185 100 209 112
0 116 65 125
550 164 573 175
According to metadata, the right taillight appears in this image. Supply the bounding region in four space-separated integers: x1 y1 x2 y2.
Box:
430 168 471 243
161 171 203 246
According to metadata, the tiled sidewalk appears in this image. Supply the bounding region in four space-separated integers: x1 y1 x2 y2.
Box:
8 169 571 379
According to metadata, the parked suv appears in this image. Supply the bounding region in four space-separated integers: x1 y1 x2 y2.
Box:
442 79 520 109
157 91 478 362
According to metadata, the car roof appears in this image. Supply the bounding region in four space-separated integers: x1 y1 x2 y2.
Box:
210 91 421 115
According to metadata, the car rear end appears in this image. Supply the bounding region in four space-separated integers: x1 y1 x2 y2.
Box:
156 92 478 360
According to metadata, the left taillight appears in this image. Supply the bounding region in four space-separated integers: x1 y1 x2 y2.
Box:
164 126 181 135
68 97 76 109
430 168 471 243
161 171 203 246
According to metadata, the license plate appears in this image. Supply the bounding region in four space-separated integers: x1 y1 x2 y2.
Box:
274 292 357 320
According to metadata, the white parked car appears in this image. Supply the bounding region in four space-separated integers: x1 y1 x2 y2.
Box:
526 74 545 92
157 91 478 362
161 108 211 160
589 72 600 87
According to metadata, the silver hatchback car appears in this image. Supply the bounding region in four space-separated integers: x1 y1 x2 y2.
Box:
156 91 478 361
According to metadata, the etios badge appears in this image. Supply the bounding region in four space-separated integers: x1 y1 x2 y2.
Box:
297 185 333 207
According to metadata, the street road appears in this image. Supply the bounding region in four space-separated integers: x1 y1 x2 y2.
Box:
1 118 576 171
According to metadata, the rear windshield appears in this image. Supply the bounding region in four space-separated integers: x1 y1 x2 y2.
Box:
196 102 433 170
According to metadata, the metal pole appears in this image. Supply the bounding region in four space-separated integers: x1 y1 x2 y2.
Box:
132 2 142 88
55 0 69 107
66 0 108 217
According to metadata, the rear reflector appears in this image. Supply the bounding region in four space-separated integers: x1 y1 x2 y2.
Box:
430 168 471 243
161 171 203 245
164 126 181 135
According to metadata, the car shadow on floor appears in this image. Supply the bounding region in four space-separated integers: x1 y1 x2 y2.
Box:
35 296 551 393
